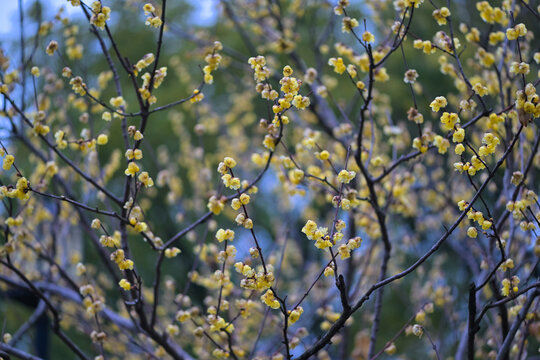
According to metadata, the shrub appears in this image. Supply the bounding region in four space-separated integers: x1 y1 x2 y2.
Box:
0 0 539 359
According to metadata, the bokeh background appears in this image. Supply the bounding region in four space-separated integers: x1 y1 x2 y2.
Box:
1 0 539 359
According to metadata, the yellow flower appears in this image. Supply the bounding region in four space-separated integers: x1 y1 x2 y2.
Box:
239 193 250 205
440 112 459 131
164 247 181 258
338 244 351 259
134 53 155 75
489 31 505 45
501 258 514 271
118 259 134 270
509 62 530 75
124 162 140 177
134 130 144 141
190 89 204 103
231 198 241 210
506 23 526 40
3 155 14 170
97 134 108 145
337 170 356 184
143 3 155 15
501 278 510 296
415 310 426 323
261 289 280 309
515 23 527 36
263 135 276 151
46 41 58 55
146 16 162 28
125 149 143 160
412 324 423 337
433 135 449 154
6 217 23 227
334 0 349 14
248 55 270 81
90 1 111 29
407 108 424 124
324 266 335 277
8 177 30 200
430 96 447 112
467 227 478 238
432 7 450 25
102 112 112 121
342 17 359 33
302 220 318 239
422 40 436 54
134 222 147 232
340 198 351 210
374 68 389 82
406 0 424 7
452 127 465 143
221 174 241 190
138 171 154 187
110 96 125 108
119 279 131 291
288 306 304 324
223 156 237 169
472 83 488 96
216 228 235 242
176 310 191 323
91 219 101 229
317 150 330 160
34 123 50 136
362 31 375 43
207 196 224 215
292 95 310 110
243 218 253 229
282 65 293 77
335 220 346 232
289 169 304 185
384 343 397 355
328 57 346 74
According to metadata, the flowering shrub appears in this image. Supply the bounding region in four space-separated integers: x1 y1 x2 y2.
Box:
0 0 539 359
